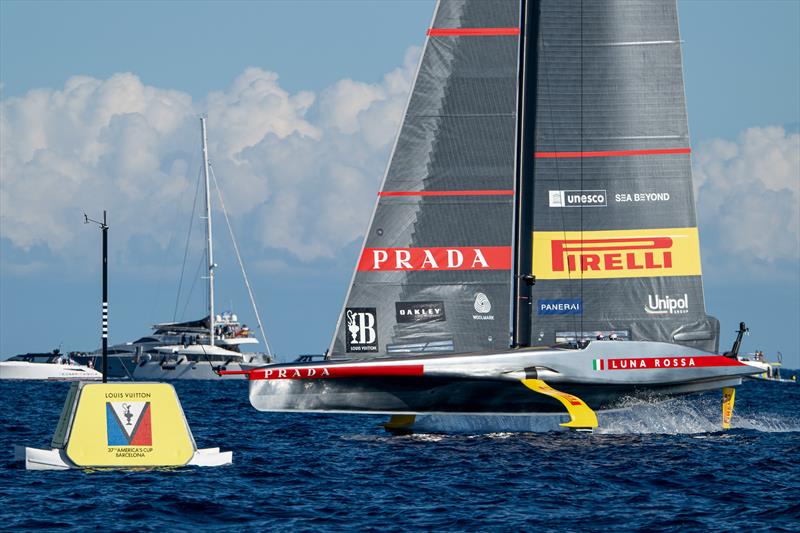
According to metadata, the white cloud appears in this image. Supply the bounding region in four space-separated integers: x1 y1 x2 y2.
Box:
0 72 197 256
9 50 792 285
206 68 320 158
0 48 420 271
694 126 800 271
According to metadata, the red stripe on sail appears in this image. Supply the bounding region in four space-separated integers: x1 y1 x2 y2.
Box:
534 148 691 159
246 364 425 381
357 246 512 271
427 28 520 36
379 190 513 197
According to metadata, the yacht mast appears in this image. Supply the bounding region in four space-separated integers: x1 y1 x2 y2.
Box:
200 116 216 346
511 0 540 347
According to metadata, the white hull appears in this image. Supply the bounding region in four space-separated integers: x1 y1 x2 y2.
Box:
0 361 102 381
131 359 255 380
75 348 271 380
246 341 762 414
738 360 771 373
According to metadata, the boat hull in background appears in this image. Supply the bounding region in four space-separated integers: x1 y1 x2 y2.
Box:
0 361 102 381
72 351 270 380
131 360 254 380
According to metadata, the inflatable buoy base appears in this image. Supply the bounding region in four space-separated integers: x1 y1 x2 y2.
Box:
14 445 231 470
13 382 232 470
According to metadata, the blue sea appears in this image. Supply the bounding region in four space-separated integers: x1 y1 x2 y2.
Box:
2 378 798 532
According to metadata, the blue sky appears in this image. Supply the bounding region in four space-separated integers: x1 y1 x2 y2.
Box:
1 0 798 367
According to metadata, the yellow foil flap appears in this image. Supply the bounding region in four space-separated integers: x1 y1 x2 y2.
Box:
532 227 702 280
65 383 195 467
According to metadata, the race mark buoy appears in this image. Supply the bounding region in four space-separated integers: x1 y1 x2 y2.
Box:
14 382 231 470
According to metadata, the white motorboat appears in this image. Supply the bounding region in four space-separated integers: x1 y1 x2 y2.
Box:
0 350 102 381
738 351 797 383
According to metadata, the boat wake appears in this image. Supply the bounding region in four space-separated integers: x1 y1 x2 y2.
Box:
595 395 799 434
409 395 800 436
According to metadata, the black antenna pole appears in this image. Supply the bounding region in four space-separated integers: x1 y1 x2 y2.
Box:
512 0 541 348
85 210 109 382
102 210 108 382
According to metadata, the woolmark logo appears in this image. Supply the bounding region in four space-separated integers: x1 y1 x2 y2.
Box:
645 294 689 315
549 190 607 208
472 293 494 321
357 247 512 271
474 293 491 313
345 308 378 352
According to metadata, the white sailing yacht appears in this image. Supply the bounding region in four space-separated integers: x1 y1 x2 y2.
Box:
77 118 273 380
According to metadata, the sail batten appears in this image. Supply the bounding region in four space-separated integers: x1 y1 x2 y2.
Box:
534 147 691 158
427 28 520 36
379 190 513 197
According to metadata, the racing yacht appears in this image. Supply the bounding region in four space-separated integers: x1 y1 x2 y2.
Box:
226 0 761 430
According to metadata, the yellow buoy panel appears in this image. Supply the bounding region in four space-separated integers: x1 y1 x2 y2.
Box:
65 383 195 467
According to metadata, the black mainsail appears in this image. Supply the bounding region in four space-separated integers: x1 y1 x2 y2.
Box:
330 0 718 358
525 0 719 352
329 0 522 358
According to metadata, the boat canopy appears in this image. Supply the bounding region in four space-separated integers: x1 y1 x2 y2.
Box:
152 316 211 334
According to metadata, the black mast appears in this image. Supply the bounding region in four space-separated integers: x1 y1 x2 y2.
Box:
102 211 108 382
85 210 109 382
512 0 540 347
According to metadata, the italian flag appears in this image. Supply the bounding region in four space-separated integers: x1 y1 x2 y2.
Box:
593 359 605 371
